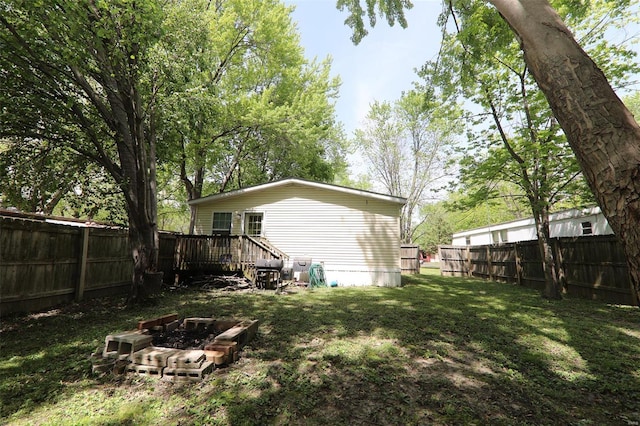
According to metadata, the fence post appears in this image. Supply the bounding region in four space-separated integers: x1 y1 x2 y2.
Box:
76 227 90 301
466 246 472 277
486 245 493 281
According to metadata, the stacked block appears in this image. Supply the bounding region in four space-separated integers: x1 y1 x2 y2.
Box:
204 340 238 365
138 313 179 331
93 314 259 381
163 349 213 382
183 318 216 332
103 331 153 359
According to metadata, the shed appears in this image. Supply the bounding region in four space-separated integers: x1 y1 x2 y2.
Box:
188 178 406 287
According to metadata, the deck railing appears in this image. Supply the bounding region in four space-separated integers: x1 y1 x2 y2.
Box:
174 234 287 278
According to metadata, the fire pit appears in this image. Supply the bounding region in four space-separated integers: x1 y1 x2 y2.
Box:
91 314 259 381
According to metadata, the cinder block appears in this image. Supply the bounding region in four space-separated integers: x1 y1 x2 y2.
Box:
138 319 158 330
129 346 179 367
91 358 116 374
204 350 226 365
164 319 181 333
167 349 205 369
214 325 246 346
162 361 214 382
239 319 259 343
138 313 178 330
103 331 152 359
184 318 216 332
128 363 163 377
212 319 240 332
204 340 237 363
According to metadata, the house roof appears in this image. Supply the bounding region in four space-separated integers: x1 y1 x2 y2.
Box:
451 206 604 237
188 178 407 206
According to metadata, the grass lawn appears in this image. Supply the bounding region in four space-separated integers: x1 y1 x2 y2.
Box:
2 270 640 425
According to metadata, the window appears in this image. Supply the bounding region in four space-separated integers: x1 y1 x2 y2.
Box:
491 230 508 244
244 212 263 236
465 236 471 246
581 221 593 235
212 212 232 235
491 230 500 244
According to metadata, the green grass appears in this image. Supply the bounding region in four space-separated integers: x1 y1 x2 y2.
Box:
2 269 640 425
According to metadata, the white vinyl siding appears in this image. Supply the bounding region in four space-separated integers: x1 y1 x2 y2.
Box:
192 182 403 286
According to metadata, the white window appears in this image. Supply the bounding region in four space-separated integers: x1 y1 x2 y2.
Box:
212 212 232 235
491 230 508 244
465 236 471 246
244 212 263 236
491 230 499 244
581 221 593 235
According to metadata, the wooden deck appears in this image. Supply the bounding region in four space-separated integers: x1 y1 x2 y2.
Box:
174 235 287 283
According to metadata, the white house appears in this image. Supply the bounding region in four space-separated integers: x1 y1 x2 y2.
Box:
188 178 406 287
451 206 613 246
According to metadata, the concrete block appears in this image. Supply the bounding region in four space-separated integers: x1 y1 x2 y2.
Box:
103 331 153 359
184 317 216 332
214 325 246 346
162 361 214 382
113 359 130 375
92 361 115 374
164 319 181 333
138 313 178 330
162 361 215 382
204 350 226 365
128 363 163 377
239 319 259 343
129 346 179 367
167 349 205 369
212 319 240 332
204 340 237 363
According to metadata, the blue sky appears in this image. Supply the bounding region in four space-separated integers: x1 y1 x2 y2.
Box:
287 1 640 139
287 0 444 136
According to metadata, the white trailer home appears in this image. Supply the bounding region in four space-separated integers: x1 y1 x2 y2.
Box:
189 178 406 287
451 206 613 246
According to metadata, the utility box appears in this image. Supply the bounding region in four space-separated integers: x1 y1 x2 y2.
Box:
292 257 312 282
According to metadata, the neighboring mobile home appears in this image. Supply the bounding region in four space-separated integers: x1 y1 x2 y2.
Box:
188 178 406 287
451 206 613 246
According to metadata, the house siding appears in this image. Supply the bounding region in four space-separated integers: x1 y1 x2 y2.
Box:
193 182 402 287
451 207 614 245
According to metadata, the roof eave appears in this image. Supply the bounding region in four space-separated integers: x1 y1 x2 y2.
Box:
188 178 406 206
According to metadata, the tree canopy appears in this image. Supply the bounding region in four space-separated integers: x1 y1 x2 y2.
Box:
354 90 455 243
0 0 346 298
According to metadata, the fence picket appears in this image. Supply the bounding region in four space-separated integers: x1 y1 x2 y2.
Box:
439 235 634 305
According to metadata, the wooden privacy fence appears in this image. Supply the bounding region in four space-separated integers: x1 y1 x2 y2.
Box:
0 215 286 315
439 235 634 305
0 216 177 315
400 244 420 274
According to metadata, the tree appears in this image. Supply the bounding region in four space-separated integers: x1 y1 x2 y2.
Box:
1 1 166 300
0 137 88 214
338 0 640 304
354 90 453 243
1 0 346 301
155 0 347 231
425 1 629 298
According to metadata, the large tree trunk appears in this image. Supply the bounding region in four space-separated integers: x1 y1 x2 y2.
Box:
104 66 159 302
490 0 640 305
532 204 562 299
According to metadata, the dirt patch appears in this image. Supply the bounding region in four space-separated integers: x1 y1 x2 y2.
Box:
150 328 219 350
